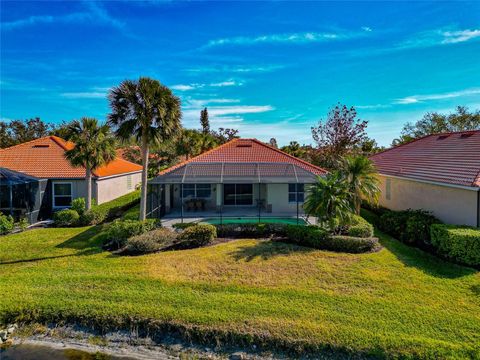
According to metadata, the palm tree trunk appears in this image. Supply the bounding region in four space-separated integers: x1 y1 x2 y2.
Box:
139 134 149 221
86 166 92 210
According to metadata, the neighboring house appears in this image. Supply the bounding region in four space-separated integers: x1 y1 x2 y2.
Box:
147 138 327 220
370 130 480 227
0 136 142 223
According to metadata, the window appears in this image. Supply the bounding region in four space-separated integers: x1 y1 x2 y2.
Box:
53 183 72 208
288 183 304 203
385 178 391 200
127 175 132 190
224 184 253 205
181 184 211 198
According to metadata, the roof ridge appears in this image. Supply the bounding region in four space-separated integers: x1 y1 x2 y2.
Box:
0 136 55 152
158 138 241 175
249 138 327 173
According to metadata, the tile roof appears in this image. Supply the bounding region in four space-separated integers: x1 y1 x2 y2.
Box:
0 136 142 179
370 130 480 188
159 138 327 176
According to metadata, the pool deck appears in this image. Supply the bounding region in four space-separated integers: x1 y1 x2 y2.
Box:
160 209 315 228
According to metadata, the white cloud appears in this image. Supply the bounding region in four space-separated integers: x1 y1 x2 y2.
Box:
398 27 480 49
60 91 106 99
394 88 480 105
441 29 480 44
210 80 240 87
186 98 241 108
185 65 285 74
356 104 392 110
361 26 372 32
171 84 198 91
205 30 363 47
2 2 124 31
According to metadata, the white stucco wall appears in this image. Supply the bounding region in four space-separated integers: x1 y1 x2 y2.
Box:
94 172 142 204
51 179 90 208
377 175 479 227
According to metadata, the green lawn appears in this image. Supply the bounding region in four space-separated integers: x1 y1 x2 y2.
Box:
1 226 479 359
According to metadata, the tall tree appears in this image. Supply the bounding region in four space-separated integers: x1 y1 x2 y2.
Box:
269 138 278 148
212 127 239 144
392 106 480 146
0 117 55 148
311 104 368 169
200 107 210 134
175 129 203 159
108 77 182 220
339 156 380 214
64 118 116 210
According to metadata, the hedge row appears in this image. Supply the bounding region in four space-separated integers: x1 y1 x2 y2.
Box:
53 190 140 227
431 224 480 266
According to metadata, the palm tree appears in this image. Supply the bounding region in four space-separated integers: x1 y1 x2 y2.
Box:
303 172 353 231
64 118 116 210
108 77 182 221
339 155 380 214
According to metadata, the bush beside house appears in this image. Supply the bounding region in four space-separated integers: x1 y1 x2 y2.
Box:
430 224 480 266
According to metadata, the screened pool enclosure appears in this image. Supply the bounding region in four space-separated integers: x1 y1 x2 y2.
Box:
0 168 47 223
147 162 320 223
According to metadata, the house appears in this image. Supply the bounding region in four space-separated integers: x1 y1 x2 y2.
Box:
0 136 142 223
370 130 480 227
147 138 327 221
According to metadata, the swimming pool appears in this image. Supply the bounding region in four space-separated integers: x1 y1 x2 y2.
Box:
201 217 307 225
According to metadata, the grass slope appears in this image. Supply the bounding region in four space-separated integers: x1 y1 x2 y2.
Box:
1 226 479 358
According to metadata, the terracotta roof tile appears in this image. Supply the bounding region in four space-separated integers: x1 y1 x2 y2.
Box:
160 138 326 176
0 136 142 179
370 130 480 187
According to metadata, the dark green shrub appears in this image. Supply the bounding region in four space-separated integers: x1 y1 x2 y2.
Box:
327 236 380 253
379 210 410 239
105 219 157 249
172 222 196 230
53 209 80 227
0 212 15 235
285 225 329 248
71 198 86 216
177 224 217 249
404 210 440 246
360 208 381 227
430 224 480 266
17 218 29 232
215 223 287 238
347 215 374 238
79 207 108 225
125 228 177 254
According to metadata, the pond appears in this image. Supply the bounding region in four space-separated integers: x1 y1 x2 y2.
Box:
0 344 139 360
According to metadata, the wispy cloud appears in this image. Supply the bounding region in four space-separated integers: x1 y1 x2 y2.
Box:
186 98 241 108
394 88 480 105
185 65 285 74
398 27 480 50
205 28 370 47
60 91 107 99
2 1 124 31
356 104 391 110
171 79 243 91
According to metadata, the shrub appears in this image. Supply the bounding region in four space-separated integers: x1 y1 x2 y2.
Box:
177 224 217 249
105 219 157 249
215 223 287 238
125 228 177 254
328 236 380 253
79 190 140 226
71 198 86 216
378 209 440 247
404 210 440 246
285 225 329 248
17 218 29 232
347 215 374 238
172 222 196 230
53 209 80 227
360 208 381 228
430 224 480 266
0 212 15 235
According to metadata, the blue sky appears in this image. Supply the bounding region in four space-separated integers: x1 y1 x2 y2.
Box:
1 1 479 146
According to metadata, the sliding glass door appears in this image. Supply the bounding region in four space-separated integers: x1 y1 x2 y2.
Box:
223 184 253 206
